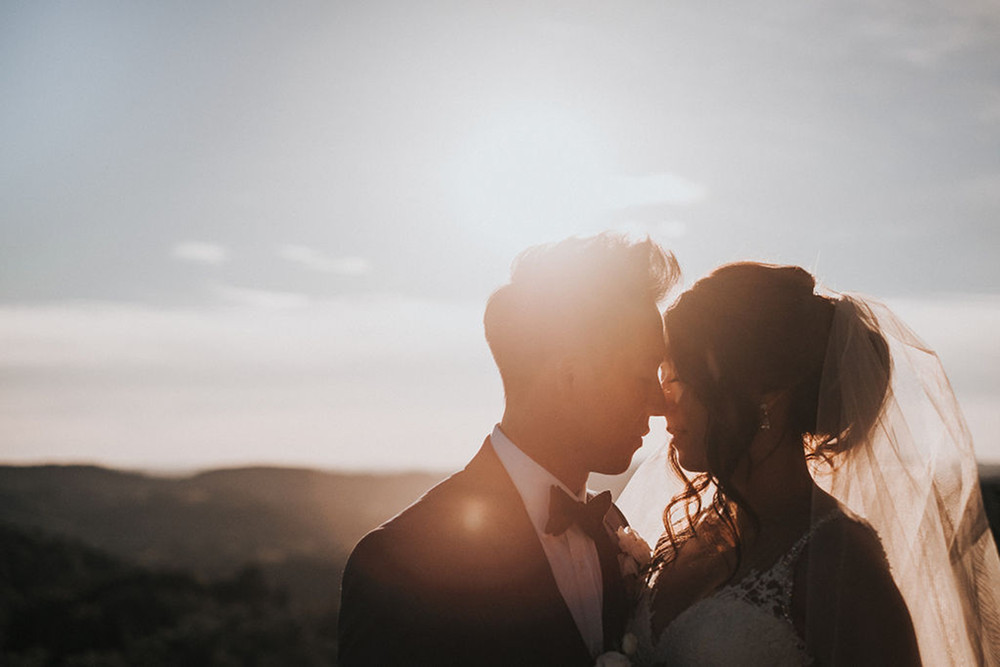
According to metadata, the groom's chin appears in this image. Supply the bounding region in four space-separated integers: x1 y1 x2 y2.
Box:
593 452 639 476
600 462 633 476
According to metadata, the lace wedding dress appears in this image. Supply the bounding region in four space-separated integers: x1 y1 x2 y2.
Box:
629 514 841 667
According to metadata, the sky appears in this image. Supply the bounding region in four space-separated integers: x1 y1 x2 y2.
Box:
2 1 999 471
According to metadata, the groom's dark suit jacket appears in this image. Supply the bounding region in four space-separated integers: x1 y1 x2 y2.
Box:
338 437 628 666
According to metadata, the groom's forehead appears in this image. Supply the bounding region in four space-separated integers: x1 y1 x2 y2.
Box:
638 328 668 364
622 302 665 343
600 306 666 361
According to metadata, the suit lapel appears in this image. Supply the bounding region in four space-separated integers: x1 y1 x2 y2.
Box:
463 439 593 663
590 505 628 651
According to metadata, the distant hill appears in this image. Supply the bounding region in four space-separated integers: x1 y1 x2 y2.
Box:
1 463 997 610
1 463 996 663
980 464 1000 483
0 464 445 610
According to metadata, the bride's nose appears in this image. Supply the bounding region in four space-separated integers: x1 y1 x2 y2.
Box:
660 381 682 417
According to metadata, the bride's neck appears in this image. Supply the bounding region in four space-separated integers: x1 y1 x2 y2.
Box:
732 431 816 532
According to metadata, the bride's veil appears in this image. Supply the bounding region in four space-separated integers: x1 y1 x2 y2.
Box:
618 292 1000 665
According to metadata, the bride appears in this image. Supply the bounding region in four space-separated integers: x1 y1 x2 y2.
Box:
618 262 1000 666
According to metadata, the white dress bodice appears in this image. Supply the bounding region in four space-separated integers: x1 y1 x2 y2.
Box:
630 515 840 666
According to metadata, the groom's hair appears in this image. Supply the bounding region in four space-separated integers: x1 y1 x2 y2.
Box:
484 233 679 395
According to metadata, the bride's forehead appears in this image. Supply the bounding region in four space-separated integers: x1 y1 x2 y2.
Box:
662 332 678 362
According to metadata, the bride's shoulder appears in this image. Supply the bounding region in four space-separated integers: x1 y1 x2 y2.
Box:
796 507 895 605
794 508 921 665
810 507 889 570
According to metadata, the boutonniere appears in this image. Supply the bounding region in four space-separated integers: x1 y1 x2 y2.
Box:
615 525 653 578
594 632 639 666
614 525 653 603
594 650 631 667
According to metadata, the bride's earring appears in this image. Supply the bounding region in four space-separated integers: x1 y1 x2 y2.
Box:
759 403 771 431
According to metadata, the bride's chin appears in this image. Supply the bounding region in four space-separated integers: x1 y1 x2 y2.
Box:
673 444 706 474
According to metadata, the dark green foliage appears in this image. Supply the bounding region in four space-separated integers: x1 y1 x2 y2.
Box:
0 525 336 666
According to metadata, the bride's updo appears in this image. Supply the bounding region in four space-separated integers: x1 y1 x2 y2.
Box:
666 262 889 466
658 263 891 560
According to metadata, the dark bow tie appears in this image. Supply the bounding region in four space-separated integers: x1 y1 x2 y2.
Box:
545 486 613 538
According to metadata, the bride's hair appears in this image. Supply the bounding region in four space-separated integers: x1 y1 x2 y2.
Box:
653 262 891 574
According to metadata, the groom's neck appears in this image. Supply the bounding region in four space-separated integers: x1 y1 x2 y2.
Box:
499 412 588 495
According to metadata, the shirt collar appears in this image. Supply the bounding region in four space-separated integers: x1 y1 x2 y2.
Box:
490 424 587 536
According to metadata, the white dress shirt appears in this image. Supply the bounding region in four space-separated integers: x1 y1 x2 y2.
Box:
491 424 605 658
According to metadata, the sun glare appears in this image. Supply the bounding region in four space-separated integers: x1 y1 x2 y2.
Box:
448 103 612 251
447 102 705 253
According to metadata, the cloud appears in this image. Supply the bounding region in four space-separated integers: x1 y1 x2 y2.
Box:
0 296 489 374
170 242 229 265
602 173 708 209
278 244 371 276
854 2 1000 68
609 220 688 240
1 294 997 469
211 284 311 310
0 297 501 470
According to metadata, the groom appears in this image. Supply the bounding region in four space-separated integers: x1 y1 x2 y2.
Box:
338 234 677 665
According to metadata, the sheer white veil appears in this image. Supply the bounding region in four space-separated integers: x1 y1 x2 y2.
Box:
618 291 1000 665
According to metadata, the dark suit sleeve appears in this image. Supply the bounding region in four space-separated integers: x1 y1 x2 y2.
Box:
340 526 472 666
338 530 415 666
